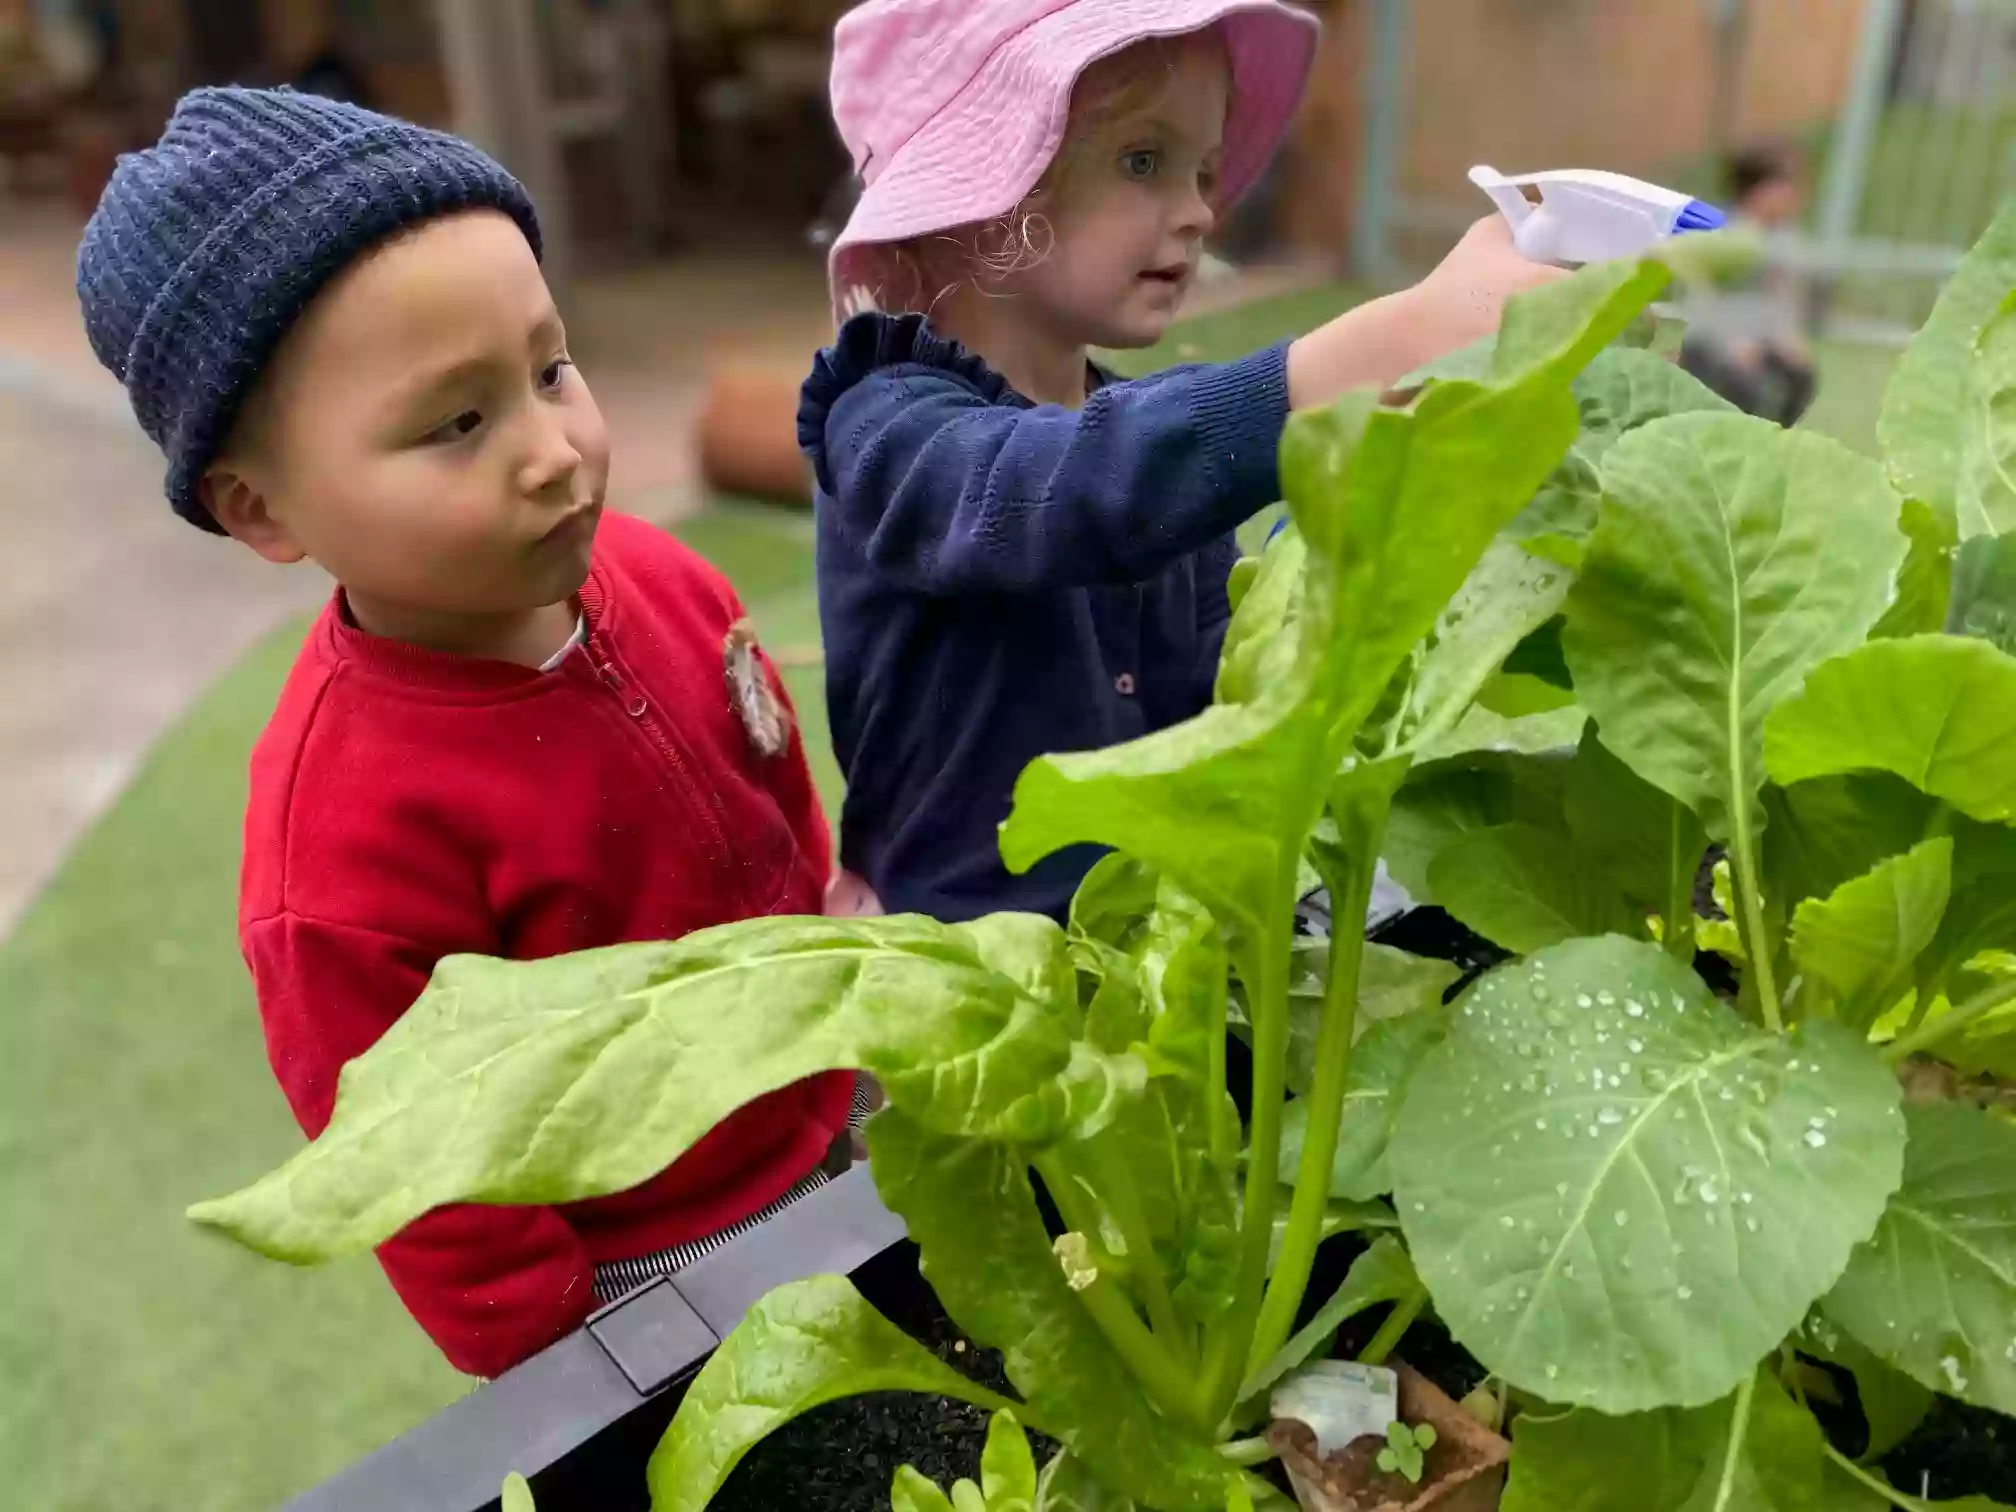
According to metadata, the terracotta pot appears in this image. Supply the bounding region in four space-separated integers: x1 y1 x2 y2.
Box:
697 364 813 506
1268 1363 1510 1512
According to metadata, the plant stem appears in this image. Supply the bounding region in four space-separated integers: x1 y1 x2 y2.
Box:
1729 820 1782 1032
1704 1371 1758 1507
1207 970 1235 1166
1199 869 1299 1417
1902 964 1941 1037
1250 848 1378 1374
1218 1436 1279 1468
1357 1285 1429 1367
1069 1262 1213 1435
1089 1142 1190 1354
1884 975 2016 1063
1665 807 1698 961
1034 1153 1113 1268
1821 1442 1928 1510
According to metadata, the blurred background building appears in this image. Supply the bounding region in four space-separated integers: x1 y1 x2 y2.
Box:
1 0 2009 334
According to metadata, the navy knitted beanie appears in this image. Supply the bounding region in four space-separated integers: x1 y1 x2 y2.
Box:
77 87 542 533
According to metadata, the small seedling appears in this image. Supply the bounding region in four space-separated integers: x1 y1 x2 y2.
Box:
1376 1421 1438 1484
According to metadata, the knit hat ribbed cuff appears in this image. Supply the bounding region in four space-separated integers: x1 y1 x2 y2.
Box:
77 88 542 532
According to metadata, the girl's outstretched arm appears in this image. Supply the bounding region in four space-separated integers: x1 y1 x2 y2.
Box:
804 317 1288 595
1287 216 1566 410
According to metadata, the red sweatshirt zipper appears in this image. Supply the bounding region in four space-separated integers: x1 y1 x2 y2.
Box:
586 636 736 879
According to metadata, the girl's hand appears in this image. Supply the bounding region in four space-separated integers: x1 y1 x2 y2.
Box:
1286 215 1565 412
825 870 885 918
1410 214 1571 352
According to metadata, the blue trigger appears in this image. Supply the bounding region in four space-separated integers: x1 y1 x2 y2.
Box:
1675 198 1726 234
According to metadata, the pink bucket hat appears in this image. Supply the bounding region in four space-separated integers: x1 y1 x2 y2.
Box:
827 0 1321 304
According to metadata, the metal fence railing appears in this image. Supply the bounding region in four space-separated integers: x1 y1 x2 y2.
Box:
1352 0 2016 345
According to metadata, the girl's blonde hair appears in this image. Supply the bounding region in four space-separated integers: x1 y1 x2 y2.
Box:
841 27 1229 322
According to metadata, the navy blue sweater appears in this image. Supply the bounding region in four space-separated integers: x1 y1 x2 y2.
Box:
800 314 1291 923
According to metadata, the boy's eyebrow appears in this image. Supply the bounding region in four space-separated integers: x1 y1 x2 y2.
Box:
387 355 495 415
386 312 568 415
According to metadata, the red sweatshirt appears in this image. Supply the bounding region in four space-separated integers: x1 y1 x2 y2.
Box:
239 510 852 1378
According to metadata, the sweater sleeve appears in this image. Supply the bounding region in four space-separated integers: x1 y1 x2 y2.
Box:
245 911 595 1377
801 314 1289 595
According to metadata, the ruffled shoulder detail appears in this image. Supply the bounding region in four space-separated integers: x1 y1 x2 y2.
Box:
797 313 1015 459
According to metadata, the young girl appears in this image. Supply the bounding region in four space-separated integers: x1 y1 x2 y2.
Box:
803 0 1563 924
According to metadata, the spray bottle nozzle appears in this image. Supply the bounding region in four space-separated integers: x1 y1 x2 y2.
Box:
1472 164 1726 266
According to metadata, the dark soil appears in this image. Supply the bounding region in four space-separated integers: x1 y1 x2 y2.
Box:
1880 1397 2016 1502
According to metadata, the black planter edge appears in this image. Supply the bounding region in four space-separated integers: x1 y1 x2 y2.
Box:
284 1164 908 1512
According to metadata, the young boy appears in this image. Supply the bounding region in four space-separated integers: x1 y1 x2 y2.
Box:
1680 140 1819 425
77 86 855 1378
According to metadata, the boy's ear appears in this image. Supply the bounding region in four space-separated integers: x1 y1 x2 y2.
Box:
199 466 306 564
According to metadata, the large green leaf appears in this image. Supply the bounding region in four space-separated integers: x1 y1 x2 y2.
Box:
1398 540 1575 754
1412 704 1587 764
1789 839 1953 1031
648 1275 1016 1512
1381 751 1573 905
1001 261 1672 951
1071 855 1162 956
1958 296 2016 540
1921 819 2016 994
1390 936 1906 1412
1765 775 1938 917
1429 822 1644 953
1874 497 1959 640
1822 1102 2016 1415
1239 1235 1421 1404
1502 1369 1880 1512
1880 198 2016 535
868 1107 1234 1512
1947 532 2016 654
1563 413 1907 844
189 915 1124 1263
1764 635 2016 824
1275 1010 1451 1201
1511 346 1740 546
1564 726 1708 923
1036 1452 1138 1512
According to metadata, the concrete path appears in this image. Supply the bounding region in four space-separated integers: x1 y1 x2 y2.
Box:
0 368 328 939
0 201 320 936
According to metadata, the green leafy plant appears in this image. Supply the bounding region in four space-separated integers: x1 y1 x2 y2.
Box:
890 1411 1039 1512
1375 1421 1437 1485
185 208 2016 1512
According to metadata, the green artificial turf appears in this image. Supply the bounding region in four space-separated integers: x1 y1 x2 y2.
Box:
0 626 469 1512
0 281 1900 1511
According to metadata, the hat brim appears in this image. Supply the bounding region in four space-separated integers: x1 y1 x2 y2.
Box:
830 0 1319 302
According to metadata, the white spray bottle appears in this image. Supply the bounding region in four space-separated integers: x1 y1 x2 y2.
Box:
1469 164 1726 265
